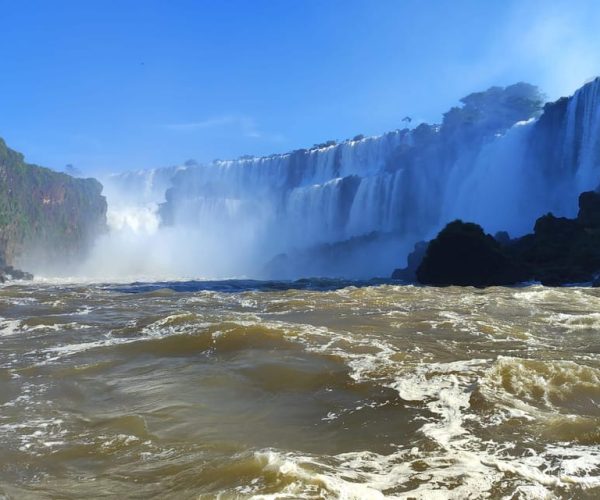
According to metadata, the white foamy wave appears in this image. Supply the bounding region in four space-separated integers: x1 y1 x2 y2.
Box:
0 417 66 455
265 353 600 498
238 321 600 497
549 311 600 332
0 319 22 337
481 356 600 414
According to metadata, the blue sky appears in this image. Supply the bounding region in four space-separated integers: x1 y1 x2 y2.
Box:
1 0 599 175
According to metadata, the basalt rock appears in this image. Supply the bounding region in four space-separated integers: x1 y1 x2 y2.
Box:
509 191 600 285
0 265 33 283
409 191 600 287
391 241 428 281
415 220 526 287
577 190 600 229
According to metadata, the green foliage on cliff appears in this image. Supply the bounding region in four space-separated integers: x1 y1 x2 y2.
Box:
0 137 107 267
442 83 544 138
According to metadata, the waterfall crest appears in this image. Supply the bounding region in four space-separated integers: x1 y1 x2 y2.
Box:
98 79 600 279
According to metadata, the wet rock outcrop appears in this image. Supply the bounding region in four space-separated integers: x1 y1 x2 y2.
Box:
508 191 600 285
0 265 33 283
415 221 526 287
404 191 600 287
391 241 428 281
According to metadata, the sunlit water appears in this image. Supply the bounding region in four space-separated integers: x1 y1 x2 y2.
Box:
1 280 600 499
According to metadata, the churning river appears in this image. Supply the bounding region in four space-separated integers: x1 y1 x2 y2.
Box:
1 280 599 499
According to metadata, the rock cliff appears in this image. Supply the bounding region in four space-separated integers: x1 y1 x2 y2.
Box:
0 138 107 270
403 191 600 286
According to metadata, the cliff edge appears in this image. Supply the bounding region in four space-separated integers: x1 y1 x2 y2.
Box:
0 138 107 271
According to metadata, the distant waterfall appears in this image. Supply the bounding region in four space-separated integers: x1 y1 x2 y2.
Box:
565 78 600 194
101 80 600 279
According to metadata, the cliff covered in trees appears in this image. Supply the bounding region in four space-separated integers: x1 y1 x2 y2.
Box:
0 138 107 271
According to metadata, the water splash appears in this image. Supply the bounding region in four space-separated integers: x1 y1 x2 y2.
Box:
94 80 600 279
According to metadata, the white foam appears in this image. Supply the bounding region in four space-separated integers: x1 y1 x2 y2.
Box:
549 311 600 331
257 351 600 498
0 319 21 337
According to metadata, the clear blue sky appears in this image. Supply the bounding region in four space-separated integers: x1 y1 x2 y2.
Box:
1 0 599 175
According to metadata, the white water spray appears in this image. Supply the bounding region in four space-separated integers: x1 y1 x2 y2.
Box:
84 80 600 280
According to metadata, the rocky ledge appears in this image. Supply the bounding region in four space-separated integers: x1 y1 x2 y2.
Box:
392 191 600 287
0 265 33 283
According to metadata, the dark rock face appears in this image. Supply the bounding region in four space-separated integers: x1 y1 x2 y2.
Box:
391 241 428 281
510 215 587 285
578 191 600 228
494 231 511 245
0 138 107 269
263 231 402 279
415 221 525 287
410 191 600 287
509 191 600 285
0 265 33 283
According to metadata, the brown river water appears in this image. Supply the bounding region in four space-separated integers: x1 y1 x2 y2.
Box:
1 280 599 499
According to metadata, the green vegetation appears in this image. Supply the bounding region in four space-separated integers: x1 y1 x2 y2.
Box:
311 140 337 150
0 137 107 267
442 83 544 136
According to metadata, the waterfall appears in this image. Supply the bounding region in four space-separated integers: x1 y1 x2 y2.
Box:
570 79 600 193
98 79 600 279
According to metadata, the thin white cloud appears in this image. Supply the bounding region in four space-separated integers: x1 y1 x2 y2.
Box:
165 115 239 131
164 114 284 142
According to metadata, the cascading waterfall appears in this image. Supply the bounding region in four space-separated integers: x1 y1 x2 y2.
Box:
96 79 600 280
569 79 600 193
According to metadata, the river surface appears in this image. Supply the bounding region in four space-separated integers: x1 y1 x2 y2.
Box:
1 280 600 499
